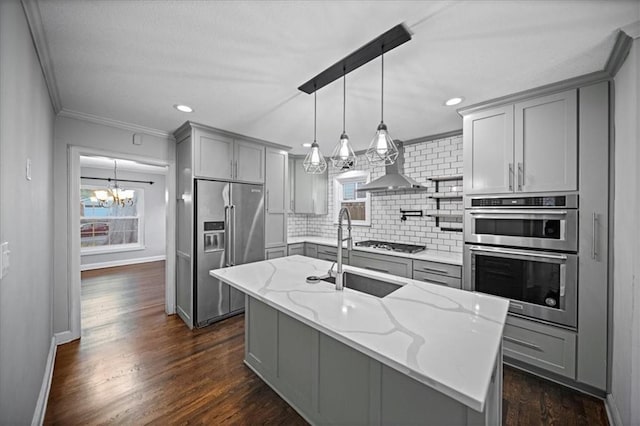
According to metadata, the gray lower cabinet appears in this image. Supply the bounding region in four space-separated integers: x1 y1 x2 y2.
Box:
349 251 412 278
287 243 305 256
503 315 576 379
304 243 318 258
245 296 498 425
265 246 287 260
316 244 349 264
413 259 462 289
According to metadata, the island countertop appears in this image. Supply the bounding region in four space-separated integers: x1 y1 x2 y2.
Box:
211 255 508 412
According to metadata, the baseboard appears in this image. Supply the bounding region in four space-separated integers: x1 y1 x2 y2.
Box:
54 330 75 345
80 255 166 271
605 393 623 426
31 337 56 426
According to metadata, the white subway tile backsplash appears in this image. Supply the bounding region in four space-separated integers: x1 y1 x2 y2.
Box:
288 134 463 253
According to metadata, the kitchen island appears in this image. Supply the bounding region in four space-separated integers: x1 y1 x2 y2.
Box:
211 255 509 425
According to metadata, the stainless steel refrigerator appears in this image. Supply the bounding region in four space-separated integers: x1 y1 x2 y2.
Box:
195 179 264 327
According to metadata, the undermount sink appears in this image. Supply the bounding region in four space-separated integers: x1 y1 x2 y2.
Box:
322 271 403 298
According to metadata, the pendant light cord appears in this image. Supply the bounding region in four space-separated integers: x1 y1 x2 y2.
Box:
342 70 346 133
314 86 317 142
381 50 384 124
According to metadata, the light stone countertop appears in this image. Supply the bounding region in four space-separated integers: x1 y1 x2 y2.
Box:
287 235 463 265
211 255 508 412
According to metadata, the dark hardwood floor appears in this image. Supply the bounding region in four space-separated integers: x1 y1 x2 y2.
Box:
45 262 608 425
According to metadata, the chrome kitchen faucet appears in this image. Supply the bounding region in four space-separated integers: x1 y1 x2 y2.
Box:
334 207 353 290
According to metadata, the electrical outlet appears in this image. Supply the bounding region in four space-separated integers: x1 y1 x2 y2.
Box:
0 242 9 279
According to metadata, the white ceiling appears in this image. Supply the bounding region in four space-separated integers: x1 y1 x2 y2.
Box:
36 1 639 154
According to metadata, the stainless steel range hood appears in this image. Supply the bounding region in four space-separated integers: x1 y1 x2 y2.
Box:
357 142 426 192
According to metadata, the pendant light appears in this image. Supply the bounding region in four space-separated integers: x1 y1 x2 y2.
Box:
365 50 399 165
330 70 357 170
303 87 328 174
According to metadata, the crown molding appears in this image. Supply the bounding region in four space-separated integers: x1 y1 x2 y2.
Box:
58 109 174 139
21 0 62 113
403 129 462 146
174 121 291 151
604 29 634 77
620 20 639 39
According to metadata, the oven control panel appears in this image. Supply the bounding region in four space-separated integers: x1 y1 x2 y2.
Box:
471 196 568 207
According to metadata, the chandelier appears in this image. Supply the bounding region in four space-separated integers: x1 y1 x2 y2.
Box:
91 160 135 208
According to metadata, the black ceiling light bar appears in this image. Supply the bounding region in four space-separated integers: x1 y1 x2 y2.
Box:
297 23 412 94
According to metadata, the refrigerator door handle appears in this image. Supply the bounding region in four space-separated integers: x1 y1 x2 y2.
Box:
230 204 237 266
224 205 231 267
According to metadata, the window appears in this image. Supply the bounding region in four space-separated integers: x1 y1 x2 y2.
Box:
80 186 144 254
333 170 371 226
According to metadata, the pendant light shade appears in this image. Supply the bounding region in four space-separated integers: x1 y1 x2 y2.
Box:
365 51 399 166
303 89 327 174
330 72 357 170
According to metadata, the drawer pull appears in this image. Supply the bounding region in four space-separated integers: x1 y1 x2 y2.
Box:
364 266 389 273
420 267 450 275
421 277 448 286
504 336 543 352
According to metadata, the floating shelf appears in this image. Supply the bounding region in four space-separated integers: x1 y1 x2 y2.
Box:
427 174 463 182
428 194 463 200
426 213 463 219
441 227 463 232
428 174 463 229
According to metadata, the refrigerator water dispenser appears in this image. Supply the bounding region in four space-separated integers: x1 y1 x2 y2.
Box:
204 221 224 252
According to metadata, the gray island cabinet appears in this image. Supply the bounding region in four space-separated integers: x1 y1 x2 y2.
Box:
212 255 509 426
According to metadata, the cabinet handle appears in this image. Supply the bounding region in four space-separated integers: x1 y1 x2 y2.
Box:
235 160 238 179
265 190 269 212
517 162 523 191
592 212 598 260
364 266 390 273
420 267 450 275
419 277 448 286
504 336 543 352
230 160 234 179
508 163 514 191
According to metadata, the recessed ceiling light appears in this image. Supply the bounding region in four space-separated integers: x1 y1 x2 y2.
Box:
174 104 193 113
444 97 464 107
301 143 312 148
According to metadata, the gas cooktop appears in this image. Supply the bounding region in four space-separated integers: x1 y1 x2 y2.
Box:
355 240 426 254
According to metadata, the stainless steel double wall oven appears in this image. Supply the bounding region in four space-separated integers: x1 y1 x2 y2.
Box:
463 194 578 328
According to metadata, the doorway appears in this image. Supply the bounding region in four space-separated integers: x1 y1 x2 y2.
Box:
67 146 176 341
79 155 169 335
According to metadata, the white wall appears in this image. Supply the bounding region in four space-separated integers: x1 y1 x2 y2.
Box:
53 116 174 334
0 0 55 422
80 166 166 269
611 35 640 426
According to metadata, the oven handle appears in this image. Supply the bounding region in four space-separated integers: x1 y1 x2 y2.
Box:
468 209 569 216
468 245 568 261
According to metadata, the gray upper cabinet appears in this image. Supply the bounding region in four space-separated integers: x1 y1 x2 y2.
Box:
463 89 577 195
194 129 234 180
463 105 514 195
291 156 328 214
193 127 264 183
265 148 288 249
235 139 265 183
515 90 577 193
